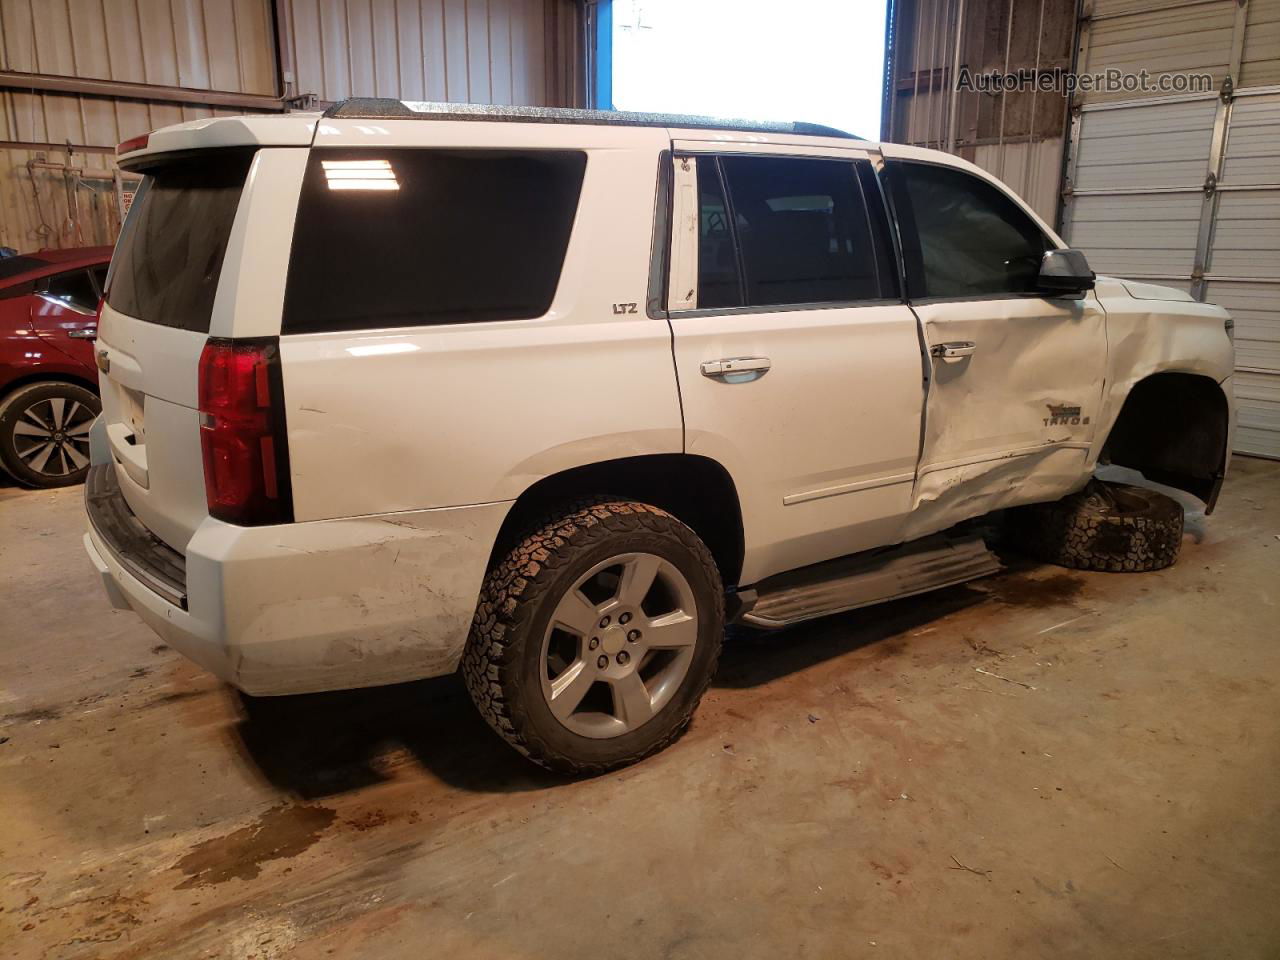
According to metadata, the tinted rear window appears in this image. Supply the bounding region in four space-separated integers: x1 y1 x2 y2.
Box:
282 149 587 334
106 149 254 332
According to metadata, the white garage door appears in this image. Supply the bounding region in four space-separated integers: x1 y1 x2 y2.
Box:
1065 89 1280 458
1066 96 1216 289
1061 0 1280 459
1204 90 1280 458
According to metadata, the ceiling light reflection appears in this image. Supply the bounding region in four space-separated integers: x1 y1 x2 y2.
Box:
322 158 400 191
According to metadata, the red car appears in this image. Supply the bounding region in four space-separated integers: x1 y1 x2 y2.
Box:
0 247 111 487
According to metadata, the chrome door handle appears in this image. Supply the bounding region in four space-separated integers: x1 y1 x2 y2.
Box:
701 357 772 379
930 341 977 361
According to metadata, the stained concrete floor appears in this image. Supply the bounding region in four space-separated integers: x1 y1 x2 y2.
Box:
1 456 1278 960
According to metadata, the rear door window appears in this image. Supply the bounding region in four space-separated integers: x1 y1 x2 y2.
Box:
106 149 255 332
282 149 588 334
717 155 889 307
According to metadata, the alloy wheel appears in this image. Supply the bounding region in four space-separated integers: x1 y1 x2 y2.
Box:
540 552 700 739
12 396 94 479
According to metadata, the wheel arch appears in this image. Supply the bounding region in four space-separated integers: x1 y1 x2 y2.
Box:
0 371 100 403
1100 371 1230 513
490 453 746 587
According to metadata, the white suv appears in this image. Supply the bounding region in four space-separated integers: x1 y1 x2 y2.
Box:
84 99 1235 772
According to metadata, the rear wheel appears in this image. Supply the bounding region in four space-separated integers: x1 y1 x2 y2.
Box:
0 382 100 488
462 500 724 774
1007 479 1184 572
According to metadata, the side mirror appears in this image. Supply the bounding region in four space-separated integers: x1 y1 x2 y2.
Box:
1038 248 1095 300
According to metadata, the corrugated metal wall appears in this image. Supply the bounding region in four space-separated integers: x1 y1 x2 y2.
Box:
284 0 582 106
881 0 1075 224
1061 0 1280 458
0 0 279 93
0 0 584 251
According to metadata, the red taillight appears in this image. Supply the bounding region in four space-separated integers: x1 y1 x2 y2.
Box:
198 338 293 526
117 133 149 156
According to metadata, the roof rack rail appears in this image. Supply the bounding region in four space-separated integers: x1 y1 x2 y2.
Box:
321 98 861 140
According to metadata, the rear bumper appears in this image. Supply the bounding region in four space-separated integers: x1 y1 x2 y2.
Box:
83 465 511 695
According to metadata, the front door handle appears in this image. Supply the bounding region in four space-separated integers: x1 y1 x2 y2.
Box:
930 341 977 361
701 357 772 380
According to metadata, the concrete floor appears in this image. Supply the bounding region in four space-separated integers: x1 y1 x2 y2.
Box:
1 457 1278 960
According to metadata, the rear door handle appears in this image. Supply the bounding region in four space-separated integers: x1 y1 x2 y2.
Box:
701 357 772 380
930 341 977 361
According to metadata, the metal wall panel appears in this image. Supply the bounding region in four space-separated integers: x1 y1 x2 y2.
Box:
881 0 1072 225
1210 191 1280 279
1212 87 1280 456
1 0 585 253
0 145 125 249
0 89 252 249
1208 281 1280 371
1058 3 1280 456
971 138 1064 223
1071 97 1218 189
1062 97 1214 276
283 0 582 107
1076 0 1237 104
1241 0 1280 86
1222 87 1280 185
1233 371 1280 457
1068 193 1204 275
0 0 278 94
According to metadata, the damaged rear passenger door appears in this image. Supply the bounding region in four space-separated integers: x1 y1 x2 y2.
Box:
885 159 1107 534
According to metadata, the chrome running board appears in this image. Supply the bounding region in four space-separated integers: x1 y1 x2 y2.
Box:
739 534 1000 629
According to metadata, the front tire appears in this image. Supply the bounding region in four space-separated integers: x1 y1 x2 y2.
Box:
462 500 724 775
1007 479 1184 572
0 382 100 488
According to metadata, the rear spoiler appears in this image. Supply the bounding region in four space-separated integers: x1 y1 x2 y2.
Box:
116 114 320 170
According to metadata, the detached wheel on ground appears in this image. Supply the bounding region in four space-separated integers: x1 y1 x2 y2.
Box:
462 499 725 774
1007 479 1184 572
0 381 100 488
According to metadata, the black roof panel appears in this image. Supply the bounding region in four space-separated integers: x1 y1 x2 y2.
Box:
322 98 861 140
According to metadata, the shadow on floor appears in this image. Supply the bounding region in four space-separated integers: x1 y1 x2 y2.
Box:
713 581 991 690
224 546 1088 800
226 576 1019 799
226 674 563 800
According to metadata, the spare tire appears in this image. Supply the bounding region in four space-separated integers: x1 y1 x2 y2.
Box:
1007 479 1184 573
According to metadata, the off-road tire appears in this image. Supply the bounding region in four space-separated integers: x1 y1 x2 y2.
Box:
1008 479 1184 572
0 381 100 488
461 499 724 775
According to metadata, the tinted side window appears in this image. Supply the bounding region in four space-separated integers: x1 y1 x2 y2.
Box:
891 161 1049 298
719 156 884 306
42 269 98 312
283 149 587 334
0 255 49 282
697 159 743 309
90 265 108 297
107 149 254 332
